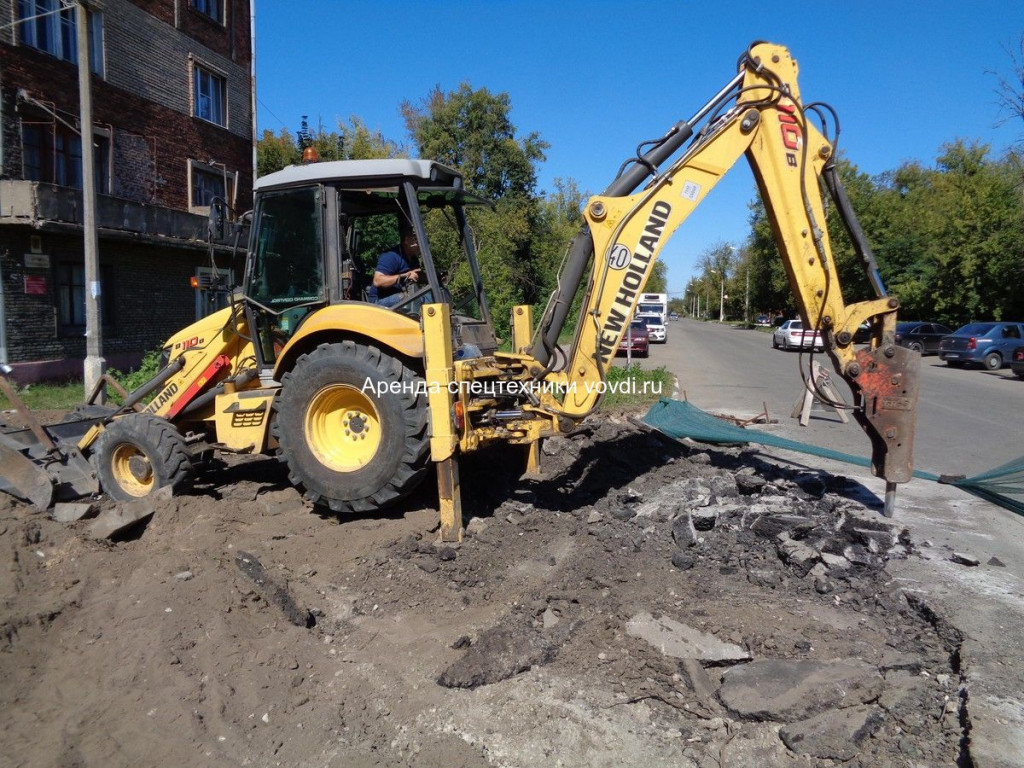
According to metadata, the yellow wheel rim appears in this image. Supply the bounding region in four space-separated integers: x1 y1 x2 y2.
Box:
305 384 382 472
109 443 155 497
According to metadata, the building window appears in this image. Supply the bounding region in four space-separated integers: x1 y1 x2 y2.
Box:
190 160 235 213
193 64 226 127
17 1 104 75
22 122 112 193
191 0 223 24
56 262 115 334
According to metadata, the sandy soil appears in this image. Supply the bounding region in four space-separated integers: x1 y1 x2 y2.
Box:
0 410 966 767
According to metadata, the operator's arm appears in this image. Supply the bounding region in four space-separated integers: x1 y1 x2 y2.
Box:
372 251 418 289
372 269 416 289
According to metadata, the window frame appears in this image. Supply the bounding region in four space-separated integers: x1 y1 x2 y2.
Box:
190 0 224 24
16 0 105 75
55 260 116 337
191 59 228 128
188 159 237 215
22 120 112 193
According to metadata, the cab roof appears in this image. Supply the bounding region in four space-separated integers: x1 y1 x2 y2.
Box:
254 159 462 192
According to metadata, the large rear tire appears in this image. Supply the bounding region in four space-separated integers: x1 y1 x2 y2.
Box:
91 413 193 501
274 341 429 514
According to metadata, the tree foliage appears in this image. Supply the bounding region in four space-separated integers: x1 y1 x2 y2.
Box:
256 117 404 177
401 84 552 337
740 142 1024 326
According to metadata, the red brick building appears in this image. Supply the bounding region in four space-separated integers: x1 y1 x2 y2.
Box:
0 0 254 383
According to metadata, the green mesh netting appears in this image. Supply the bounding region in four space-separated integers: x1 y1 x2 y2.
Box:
641 398 1024 517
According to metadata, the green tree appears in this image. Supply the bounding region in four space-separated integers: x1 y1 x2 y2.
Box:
256 117 404 177
402 84 548 201
642 261 668 294
256 128 300 177
873 140 1024 324
401 84 550 338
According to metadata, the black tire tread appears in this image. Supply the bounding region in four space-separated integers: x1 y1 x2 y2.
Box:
91 413 193 501
274 342 429 514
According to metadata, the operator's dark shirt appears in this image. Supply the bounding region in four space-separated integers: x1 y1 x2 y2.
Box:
366 247 412 303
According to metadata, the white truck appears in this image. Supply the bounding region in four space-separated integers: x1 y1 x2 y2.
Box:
636 292 668 342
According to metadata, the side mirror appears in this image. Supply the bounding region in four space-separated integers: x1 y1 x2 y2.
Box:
208 199 226 241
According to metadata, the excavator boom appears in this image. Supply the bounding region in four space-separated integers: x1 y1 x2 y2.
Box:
526 41 918 503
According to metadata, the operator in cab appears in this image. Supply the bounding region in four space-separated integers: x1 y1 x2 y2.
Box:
368 220 422 308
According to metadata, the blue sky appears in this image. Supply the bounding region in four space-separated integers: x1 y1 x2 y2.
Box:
254 1 1023 296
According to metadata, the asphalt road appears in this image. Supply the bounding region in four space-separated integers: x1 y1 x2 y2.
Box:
635 319 1023 480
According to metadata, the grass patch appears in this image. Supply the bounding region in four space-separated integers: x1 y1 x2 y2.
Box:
0 349 163 413
0 379 85 412
599 363 673 409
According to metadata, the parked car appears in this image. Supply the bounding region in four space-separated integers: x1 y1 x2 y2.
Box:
755 314 770 326
1011 346 1024 380
772 319 823 351
938 322 1024 370
638 315 667 343
669 312 680 321
852 322 873 344
894 321 953 355
618 320 650 357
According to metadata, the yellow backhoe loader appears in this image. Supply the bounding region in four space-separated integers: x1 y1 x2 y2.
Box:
0 42 919 535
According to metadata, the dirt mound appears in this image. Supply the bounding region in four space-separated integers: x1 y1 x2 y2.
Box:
0 411 964 766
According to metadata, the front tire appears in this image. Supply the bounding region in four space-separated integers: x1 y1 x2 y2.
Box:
91 413 193 501
274 341 429 514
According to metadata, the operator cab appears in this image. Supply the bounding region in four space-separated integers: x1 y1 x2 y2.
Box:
243 159 498 370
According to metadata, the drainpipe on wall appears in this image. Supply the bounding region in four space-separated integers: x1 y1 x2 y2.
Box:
250 0 257 184
0 255 8 366
0 67 6 366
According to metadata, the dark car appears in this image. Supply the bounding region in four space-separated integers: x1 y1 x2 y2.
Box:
1011 346 1024 380
894 321 953 355
938 322 1024 370
618 320 649 357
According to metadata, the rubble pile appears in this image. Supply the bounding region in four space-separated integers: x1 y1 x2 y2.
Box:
0 412 967 766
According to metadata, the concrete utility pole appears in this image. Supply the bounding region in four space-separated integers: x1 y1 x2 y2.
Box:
77 1 104 397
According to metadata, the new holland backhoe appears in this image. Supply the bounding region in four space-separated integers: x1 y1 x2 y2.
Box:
0 42 919 537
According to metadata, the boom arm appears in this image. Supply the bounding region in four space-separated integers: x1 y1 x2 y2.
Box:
534 42 919 498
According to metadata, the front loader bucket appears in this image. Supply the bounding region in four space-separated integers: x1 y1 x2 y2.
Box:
0 422 101 510
0 439 54 509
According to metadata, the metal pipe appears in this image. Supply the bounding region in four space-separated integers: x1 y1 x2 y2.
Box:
177 368 259 418
0 253 7 366
123 356 185 409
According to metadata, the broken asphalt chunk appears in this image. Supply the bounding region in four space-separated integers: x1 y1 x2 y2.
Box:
951 552 980 567
625 611 750 664
780 705 885 760
88 486 172 539
719 659 883 722
235 550 314 628
437 613 578 688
